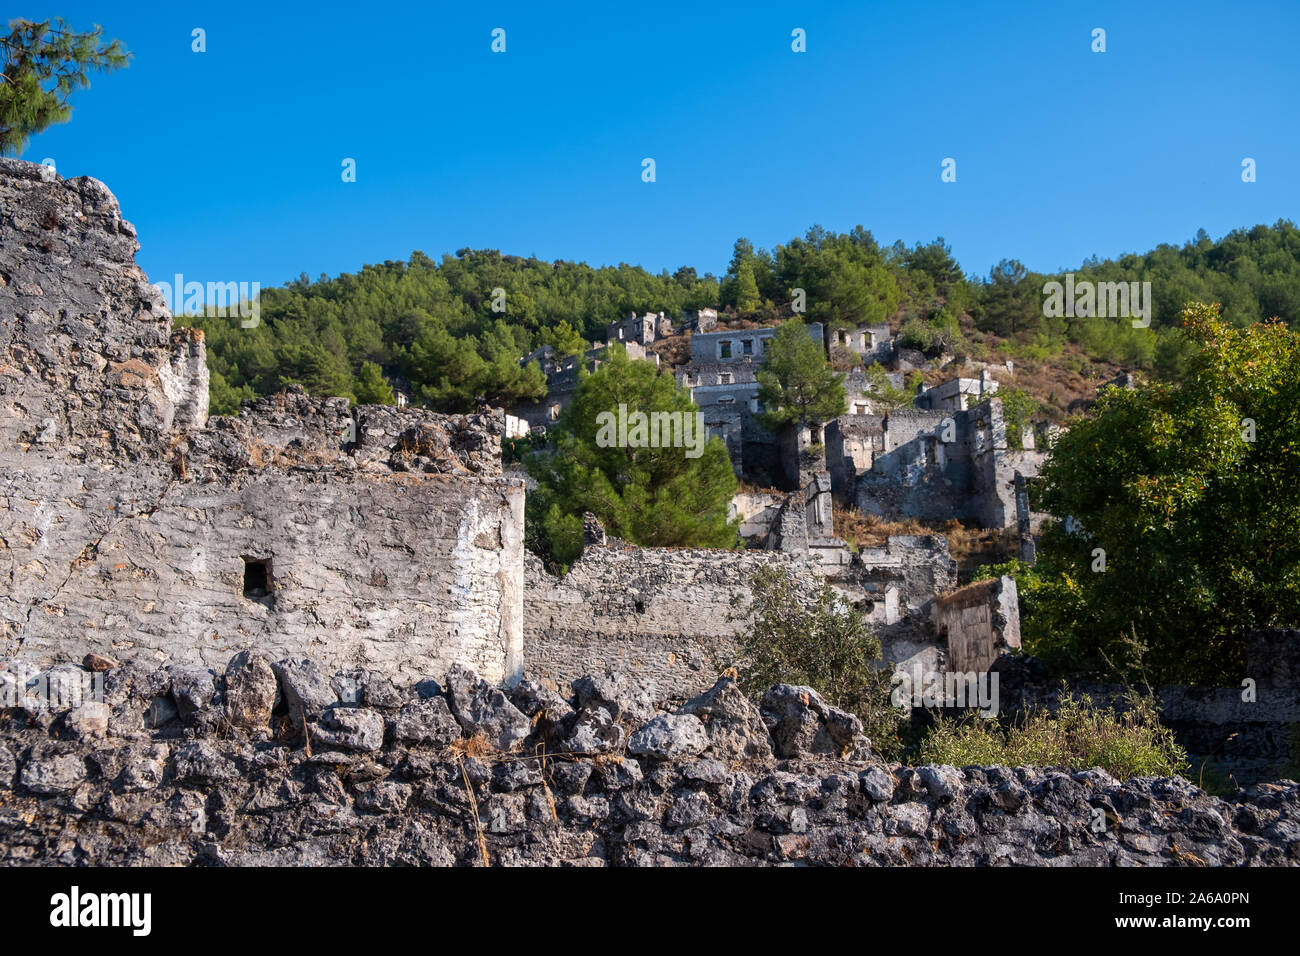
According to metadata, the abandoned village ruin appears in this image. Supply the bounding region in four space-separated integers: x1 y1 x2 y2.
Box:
0 155 1028 698
2 158 1299 867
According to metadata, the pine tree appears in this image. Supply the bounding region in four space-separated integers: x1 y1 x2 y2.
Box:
0 18 129 155
354 361 396 405
735 260 762 312
755 317 846 429
525 346 738 566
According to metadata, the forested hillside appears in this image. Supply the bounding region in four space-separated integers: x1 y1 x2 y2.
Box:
178 220 1300 415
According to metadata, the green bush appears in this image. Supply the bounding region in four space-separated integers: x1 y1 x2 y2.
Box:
898 318 936 353
918 691 1187 779
730 565 902 756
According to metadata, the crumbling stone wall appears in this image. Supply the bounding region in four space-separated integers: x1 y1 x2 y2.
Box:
0 159 524 684
1 653 1295 867
523 546 824 702
0 158 208 458
828 535 958 672
856 398 1049 531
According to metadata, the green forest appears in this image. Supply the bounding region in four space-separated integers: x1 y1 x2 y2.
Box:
177 220 1300 415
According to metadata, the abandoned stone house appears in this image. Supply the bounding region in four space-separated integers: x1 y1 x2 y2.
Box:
829 394 1051 530
606 311 671 346
678 307 718 332
0 157 1024 707
828 321 893 364
513 339 659 432
912 370 999 412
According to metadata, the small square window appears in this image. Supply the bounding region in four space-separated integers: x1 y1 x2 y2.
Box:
243 557 272 600
719 342 732 360
742 339 753 355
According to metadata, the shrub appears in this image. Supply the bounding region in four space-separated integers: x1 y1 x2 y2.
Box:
730 565 902 755
898 318 935 353
918 691 1187 779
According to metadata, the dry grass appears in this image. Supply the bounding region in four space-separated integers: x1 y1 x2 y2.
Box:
645 331 692 367
449 732 494 758
735 480 784 496
457 754 491 867
834 506 932 549
833 505 1015 582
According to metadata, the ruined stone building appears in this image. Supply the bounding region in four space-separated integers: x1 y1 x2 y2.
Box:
513 339 658 432
826 393 1050 530
0 158 525 684
606 311 671 346
912 369 999 412
678 307 717 332
827 321 893 364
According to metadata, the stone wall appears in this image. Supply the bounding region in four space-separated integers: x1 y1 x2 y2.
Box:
0 159 524 685
523 545 823 702
855 398 1048 530
0 158 208 459
1 652 1295 867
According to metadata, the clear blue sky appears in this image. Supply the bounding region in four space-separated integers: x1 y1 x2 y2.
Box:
16 1 1299 291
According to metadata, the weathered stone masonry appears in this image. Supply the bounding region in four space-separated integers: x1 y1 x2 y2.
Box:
0 158 523 684
523 545 823 703
2 652 1296 866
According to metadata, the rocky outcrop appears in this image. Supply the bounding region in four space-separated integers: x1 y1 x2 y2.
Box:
0 156 207 460
0 654 1295 867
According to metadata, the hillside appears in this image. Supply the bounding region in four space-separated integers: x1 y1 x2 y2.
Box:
177 221 1300 418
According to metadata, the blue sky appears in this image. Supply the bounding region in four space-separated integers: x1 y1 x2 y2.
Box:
15 1 1299 291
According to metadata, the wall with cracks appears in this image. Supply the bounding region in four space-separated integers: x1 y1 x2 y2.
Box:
0 158 524 684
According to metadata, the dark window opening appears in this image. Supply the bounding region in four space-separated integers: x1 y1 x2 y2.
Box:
243 557 272 600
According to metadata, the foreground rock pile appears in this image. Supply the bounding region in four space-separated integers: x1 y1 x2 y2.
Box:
0 655 1296 866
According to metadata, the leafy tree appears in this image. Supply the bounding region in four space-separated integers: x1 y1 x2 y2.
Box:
898 317 937 353
276 342 355 402
998 388 1038 448
1010 303 1300 684
755 317 846 429
525 346 738 567
354 361 396 405
0 18 129 155
208 369 255 416
975 259 1041 338
862 364 912 412
541 320 588 358
731 565 901 755
773 225 901 327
